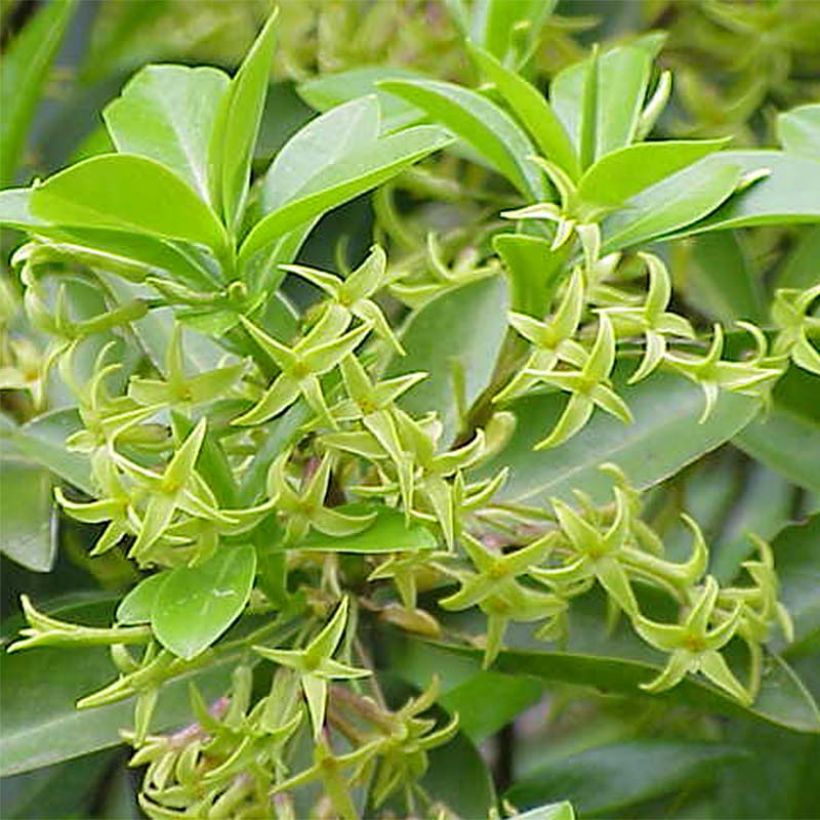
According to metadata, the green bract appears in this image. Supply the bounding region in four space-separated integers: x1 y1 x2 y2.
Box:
1 4 818 820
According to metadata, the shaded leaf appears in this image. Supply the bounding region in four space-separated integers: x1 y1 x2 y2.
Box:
1 409 92 494
0 455 56 573
735 368 820 494
387 276 509 444
0 599 233 776
0 0 76 186
506 740 747 815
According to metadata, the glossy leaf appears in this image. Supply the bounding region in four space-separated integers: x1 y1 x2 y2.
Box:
735 368 820 494
671 151 820 236
239 125 452 265
151 544 257 660
209 12 277 231
379 78 546 197
576 139 729 208
30 154 228 253
261 96 380 213
468 43 578 178
601 158 742 253
478 368 759 506
516 803 575 820
298 66 427 132
0 0 76 186
103 65 230 202
115 573 169 625
506 740 746 815
387 275 509 444
551 45 653 163
0 599 233 776
293 504 436 553
777 103 820 159
0 455 56 573
389 619 820 733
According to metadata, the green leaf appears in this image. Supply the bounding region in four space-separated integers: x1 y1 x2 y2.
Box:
467 43 578 178
116 573 169 626
1 408 92 494
506 740 746 815
683 232 766 324
293 504 436 554
387 275 509 445
390 617 819 733
478 368 759 506
103 65 230 203
387 637 543 740
516 803 575 820
0 598 233 776
716 721 820 820
601 158 742 253
777 225 820 290
0 749 118 820
735 368 820 494
576 139 730 208
239 125 452 265
670 151 820 236
379 78 546 197
30 154 228 253
769 515 820 655
0 455 56 573
420 730 495 817
494 233 569 318
209 12 277 231
777 103 820 159
0 0 76 186
262 96 380 213
151 544 256 660
551 45 653 163
470 0 557 64
298 67 427 132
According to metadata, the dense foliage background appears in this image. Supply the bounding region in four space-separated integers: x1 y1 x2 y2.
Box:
1 1 818 818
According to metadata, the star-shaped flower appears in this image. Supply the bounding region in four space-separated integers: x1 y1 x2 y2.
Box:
254 598 371 737
440 532 566 666
266 451 376 545
633 576 749 703
233 303 371 427
603 253 695 383
281 245 402 353
129 324 245 408
529 489 638 615
494 268 587 404
524 313 633 449
113 419 236 561
664 323 783 422
771 284 820 376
